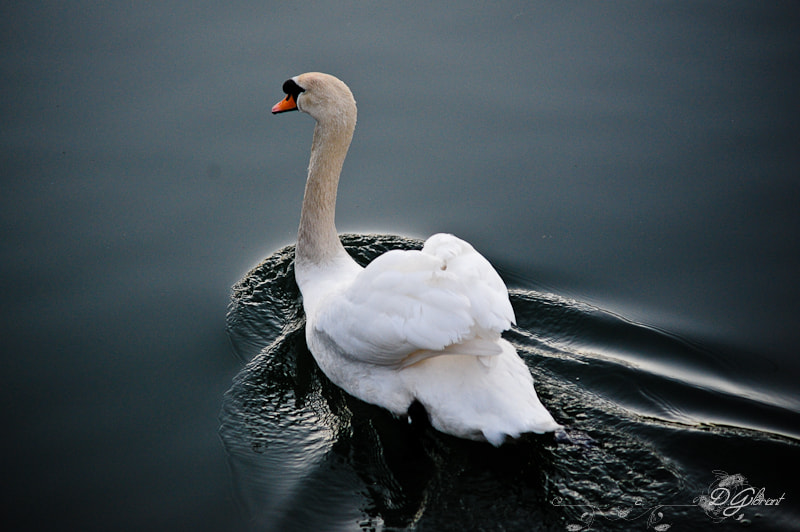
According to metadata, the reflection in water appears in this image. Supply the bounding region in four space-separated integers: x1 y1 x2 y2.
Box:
220 235 798 531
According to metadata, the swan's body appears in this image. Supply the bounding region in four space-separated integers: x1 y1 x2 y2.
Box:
272 72 560 445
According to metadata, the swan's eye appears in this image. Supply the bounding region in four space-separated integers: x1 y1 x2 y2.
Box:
282 78 305 100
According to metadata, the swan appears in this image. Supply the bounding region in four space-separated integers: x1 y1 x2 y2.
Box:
271 72 560 445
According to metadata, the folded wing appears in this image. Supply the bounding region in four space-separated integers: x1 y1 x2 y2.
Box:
314 233 515 366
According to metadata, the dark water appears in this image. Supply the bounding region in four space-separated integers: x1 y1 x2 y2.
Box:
2 2 799 531
221 235 798 531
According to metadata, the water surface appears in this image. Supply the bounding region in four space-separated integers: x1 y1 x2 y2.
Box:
221 235 798 530
2 2 798 530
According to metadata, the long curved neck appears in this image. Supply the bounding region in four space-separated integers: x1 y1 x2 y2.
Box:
296 113 355 266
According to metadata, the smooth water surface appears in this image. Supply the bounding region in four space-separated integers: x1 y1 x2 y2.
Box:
2 2 798 530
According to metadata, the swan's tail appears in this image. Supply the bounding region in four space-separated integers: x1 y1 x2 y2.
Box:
404 338 561 446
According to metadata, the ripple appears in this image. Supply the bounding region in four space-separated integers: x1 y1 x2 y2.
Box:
220 234 799 531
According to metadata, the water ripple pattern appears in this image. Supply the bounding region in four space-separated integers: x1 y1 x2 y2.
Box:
220 234 799 531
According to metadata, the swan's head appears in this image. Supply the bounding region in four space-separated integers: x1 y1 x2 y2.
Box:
272 72 356 128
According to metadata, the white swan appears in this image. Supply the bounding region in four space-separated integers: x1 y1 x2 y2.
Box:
271 72 560 445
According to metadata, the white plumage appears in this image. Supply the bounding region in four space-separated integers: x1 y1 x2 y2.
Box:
272 72 560 445
318 235 512 364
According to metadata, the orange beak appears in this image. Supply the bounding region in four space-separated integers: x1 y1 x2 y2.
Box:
272 94 298 114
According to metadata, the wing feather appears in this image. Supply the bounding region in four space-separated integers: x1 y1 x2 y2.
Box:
314 234 515 366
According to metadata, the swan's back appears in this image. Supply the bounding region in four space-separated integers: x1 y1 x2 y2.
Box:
305 233 561 445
